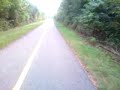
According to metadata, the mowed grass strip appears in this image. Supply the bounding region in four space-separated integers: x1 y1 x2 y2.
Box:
55 22 120 90
0 21 43 48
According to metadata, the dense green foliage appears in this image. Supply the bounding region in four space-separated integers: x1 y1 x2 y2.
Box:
56 0 120 50
0 0 44 31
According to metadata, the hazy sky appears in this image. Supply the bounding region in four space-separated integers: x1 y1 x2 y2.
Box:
27 0 62 16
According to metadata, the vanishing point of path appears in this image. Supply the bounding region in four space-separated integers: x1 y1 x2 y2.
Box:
0 20 96 90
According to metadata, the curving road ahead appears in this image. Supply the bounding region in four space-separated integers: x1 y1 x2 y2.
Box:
0 20 96 90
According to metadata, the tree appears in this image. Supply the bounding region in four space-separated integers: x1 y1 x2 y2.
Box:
0 0 43 30
56 0 120 48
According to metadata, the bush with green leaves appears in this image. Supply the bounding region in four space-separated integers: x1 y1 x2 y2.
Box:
0 18 10 31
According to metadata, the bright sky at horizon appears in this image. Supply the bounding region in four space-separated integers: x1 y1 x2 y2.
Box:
27 0 62 16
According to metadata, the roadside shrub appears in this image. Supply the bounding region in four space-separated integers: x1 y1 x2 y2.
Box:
0 18 10 31
88 37 97 46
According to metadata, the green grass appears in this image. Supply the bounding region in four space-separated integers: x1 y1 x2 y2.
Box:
0 21 43 48
55 22 120 90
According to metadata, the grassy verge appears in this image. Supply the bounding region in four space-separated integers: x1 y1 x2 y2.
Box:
55 22 120 90
0 21 43 49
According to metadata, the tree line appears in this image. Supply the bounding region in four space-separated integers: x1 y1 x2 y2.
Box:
0 0 44 31
56 0 120 53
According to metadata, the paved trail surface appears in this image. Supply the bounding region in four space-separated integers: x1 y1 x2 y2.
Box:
0 20 96 90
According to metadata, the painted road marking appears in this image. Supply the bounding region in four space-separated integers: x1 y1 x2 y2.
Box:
13 29 49 90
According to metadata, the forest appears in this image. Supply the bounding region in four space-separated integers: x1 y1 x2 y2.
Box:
56 0 120 55
0 0 43 31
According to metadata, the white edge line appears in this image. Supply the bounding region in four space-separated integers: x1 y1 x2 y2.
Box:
13 30 48 90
